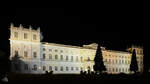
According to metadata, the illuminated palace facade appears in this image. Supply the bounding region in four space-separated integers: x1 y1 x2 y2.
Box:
9 24 144 74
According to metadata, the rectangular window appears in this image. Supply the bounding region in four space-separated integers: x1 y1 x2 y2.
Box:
80 57 83 62
24 33 27 39
33 52 37 58
76 56 78 61
43 54 46 59
71 56 73 61
76 67 78 71
55 55 58 60
33 34 37 40
14 32 18 38
24 51 28 57
49 54 52 59
66 56 68 61
61 55 63 60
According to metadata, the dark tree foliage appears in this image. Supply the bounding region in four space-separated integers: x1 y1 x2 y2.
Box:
130 49 138 73
0 50 10 79
93 44 106 73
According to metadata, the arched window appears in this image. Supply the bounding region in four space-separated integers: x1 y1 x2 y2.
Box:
66 67 69 71
55 55 58 60
33 65 37 71
61 55 63 60
24 64 28 70
43 66 46 71
60 66 63 71
43 54 46 59
55 66 58 71
49 66 52 71
49 54 52 59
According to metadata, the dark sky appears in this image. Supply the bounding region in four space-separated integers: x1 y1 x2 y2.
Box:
0 7 148 69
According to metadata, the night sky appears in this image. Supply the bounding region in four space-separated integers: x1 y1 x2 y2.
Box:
0 7 148 71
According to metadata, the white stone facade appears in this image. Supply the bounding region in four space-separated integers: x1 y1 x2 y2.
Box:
9 24 144 74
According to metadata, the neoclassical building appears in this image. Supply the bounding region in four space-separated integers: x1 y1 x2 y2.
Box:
9 24 144 74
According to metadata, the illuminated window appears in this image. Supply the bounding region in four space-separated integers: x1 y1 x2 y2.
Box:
66 56 68 61
55 55 58 60
14 32 18 38
43 66 46 71
24 33 27 39
66 67 69 71
24 51 28 57
49 66 52 71
33 52 37 58
55 66 58 71
60 66 63 71
24 64 28 70
43 54 46 59
61 55 63 60
33 34 36 40
49 54 52 59
33 65 37 71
